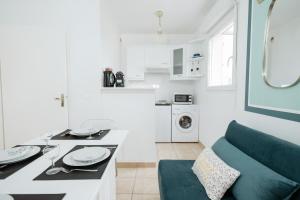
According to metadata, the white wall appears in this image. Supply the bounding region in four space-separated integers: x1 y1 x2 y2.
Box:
0 80 3 149
99 0 121 68
196 0 300 147
67 1 157 162
194 0 237 146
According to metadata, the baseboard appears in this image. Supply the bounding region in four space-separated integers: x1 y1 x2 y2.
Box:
116 162 156 168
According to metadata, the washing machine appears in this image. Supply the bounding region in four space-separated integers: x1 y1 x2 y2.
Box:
172 104 199 142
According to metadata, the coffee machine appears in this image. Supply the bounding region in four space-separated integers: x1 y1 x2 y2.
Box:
115 71 125 87
103 68 116 87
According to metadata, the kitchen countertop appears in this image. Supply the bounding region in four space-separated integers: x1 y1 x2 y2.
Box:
101 87 156 91
155 103 172 106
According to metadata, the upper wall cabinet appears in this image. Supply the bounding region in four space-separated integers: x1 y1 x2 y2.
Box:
126 44 204 81
171 43 205 80
126 46 145 80
144 45 170 73
171 45 187 80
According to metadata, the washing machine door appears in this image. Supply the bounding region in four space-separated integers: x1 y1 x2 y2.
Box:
176 112 194 132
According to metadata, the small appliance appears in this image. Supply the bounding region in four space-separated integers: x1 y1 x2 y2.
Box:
103 68 116 87
173 94 193 105
172 104 199 142
115 71 125 87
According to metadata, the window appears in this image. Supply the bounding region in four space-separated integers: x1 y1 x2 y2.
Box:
208 23 234 88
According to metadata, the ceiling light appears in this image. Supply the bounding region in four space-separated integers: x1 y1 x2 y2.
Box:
155 10 164 35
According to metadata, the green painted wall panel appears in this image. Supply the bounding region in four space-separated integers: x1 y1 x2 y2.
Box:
248 0 300 113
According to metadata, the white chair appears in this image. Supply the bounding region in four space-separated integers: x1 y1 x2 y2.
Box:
80 119 117 130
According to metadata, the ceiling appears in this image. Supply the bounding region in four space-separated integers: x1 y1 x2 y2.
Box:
104 0 217 34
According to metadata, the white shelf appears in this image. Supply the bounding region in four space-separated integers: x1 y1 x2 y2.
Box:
189 57 205 60
170 74 204 81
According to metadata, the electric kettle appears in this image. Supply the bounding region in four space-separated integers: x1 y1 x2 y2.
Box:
103 68 116 87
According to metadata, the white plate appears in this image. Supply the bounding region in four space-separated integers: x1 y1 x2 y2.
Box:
0 194 14 200
69 128 100 137
0 146 41 165
0 147 30 162
63 148 111 167
71 147 106 163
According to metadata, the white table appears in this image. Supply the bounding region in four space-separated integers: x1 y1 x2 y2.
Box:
0 130 128 200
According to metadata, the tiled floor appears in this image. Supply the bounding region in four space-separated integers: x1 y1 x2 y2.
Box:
117 142 205 200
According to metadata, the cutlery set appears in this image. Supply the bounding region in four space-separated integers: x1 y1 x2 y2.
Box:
45 146 111 176
47 167 99 175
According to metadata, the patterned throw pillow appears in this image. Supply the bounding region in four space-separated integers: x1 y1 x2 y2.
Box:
192 148 240 200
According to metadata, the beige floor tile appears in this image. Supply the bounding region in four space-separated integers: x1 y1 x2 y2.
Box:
132 194 160 200
117 194 132 200
156 143 173 151
133 178 159 194
173 143 195 153
136 167 158 178
157 152 177 160
175 152 198 160
117 178 135 194
118 168 137 178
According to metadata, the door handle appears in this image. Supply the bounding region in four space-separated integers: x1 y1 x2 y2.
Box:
54 94 65 107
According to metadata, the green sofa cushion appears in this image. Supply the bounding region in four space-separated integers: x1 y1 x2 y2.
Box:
225 120 300 184
212 138 300 200
158 160 235 200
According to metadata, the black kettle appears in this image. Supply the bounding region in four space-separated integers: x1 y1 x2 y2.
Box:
103 68 116 87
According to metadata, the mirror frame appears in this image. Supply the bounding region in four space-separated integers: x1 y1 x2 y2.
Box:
262 0 300 88
257 0 265 4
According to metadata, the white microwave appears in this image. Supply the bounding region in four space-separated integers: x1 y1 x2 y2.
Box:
173 94 193 105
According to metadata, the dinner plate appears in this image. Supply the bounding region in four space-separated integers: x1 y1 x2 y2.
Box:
71 147 106 162
69 128 100 137
0 146 41 165
0 194 14 200
63 148 111 167
0 146 30 163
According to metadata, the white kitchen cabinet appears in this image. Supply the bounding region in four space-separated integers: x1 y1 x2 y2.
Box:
170 45 204 80
145 45 170 71
170 45 188 80
126 46 145 80
155 104 172 142
187 56 205 78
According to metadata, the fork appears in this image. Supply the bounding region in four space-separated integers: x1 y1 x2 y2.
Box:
60 167 99 174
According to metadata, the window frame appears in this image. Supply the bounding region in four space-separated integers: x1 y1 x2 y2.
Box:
207 21 237 91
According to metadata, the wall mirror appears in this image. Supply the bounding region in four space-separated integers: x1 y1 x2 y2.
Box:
245 0 300 122
263 0 300 88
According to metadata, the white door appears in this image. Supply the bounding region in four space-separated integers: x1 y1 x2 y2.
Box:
0 26 69 148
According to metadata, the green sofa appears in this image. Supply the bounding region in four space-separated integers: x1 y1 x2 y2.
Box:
158 120 300 200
